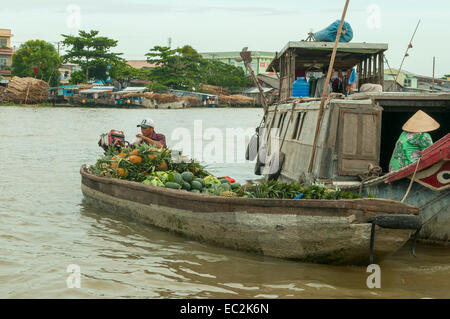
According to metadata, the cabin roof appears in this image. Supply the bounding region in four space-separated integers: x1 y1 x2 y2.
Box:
269 41 388 71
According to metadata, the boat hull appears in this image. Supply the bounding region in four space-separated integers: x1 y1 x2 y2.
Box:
81 166 417 265
362 178 449 244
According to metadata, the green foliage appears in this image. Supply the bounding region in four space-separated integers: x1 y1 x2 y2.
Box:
146 81 169 93
12 40 61 85
237 180 361 200
110 61 149 87
146 45 202 90
199 59 252 91
145 45 251 92
69 70 85 84
61 30 123 83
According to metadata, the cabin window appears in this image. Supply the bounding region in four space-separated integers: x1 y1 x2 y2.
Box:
278 113 288 136
295 112 305 140
404 78 412 87
270 113 279 130
291 112 302 139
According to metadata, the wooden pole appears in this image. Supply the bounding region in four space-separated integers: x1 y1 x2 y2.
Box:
432 56 435 93
307 0 350 173
389 20 421 91
240 49 269 115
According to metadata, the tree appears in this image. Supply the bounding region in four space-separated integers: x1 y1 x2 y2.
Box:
12 40 61 86
200 59 252 91
145 45 203 90
145 44 251 92
61 30 122 83
441 74 450 80
69 70 85 84
110 61 148 88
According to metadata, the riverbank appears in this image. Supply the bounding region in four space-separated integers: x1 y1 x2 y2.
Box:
1 102 261 109
0 101 53 107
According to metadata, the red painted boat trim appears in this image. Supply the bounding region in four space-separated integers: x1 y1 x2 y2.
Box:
386 133 450 183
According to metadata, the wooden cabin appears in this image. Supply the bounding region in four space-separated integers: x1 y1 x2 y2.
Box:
268 41 387 100
258 42 450 186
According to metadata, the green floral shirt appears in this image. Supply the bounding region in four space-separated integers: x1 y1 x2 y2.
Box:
389 131 433 171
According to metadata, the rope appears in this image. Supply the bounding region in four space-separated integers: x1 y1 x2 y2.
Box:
359 164 382 195
401 156 422 202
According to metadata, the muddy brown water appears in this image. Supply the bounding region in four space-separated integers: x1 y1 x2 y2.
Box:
0 106 449 298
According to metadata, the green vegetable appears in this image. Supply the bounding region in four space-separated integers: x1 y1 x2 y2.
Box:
203 175 221 187
194 178 205 186
168 172 183 184
181 171 194 183
204 184 225 196
221 183 231 191
219 178 230 184
191 180 203 191
142 177 164 187
154 171 169 182
231 182 241 190
165 182 181 189
190 189 201 193
181 182 191 191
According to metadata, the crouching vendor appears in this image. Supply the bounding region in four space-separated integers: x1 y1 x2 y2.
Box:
389 110 440 172
133 118 167 149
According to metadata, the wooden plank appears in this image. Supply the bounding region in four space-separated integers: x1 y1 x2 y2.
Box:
379 53 384 87
372 54 377 83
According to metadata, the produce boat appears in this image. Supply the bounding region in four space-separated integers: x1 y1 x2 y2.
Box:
81 165 420 265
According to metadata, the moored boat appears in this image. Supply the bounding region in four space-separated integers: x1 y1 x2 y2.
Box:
356 134 450 243
247 40 450 244
80 165 420 265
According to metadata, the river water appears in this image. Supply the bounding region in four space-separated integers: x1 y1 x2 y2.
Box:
0 106 449 299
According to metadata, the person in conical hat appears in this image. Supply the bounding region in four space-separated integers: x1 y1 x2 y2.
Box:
389 110 440 171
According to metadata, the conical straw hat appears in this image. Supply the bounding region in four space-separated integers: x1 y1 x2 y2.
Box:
402 110 440 133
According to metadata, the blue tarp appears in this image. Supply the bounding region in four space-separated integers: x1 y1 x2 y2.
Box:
313 20 353 43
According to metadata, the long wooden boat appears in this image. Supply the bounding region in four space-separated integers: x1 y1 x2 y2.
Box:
80 165 420 265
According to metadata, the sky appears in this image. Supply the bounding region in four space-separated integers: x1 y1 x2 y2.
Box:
2 0 449 77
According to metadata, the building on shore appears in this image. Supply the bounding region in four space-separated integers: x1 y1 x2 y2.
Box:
200 51 276 75
59 63 82 85
126 60 156 70
0 29 14 79
384 68 450 92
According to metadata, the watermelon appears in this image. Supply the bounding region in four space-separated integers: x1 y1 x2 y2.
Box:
219 178 230 184
181 171 194 183
191 180 203 191
165 182 181 189
231 182 241 190
181 182 191 191
221 183 231 191
194 178 205 187
168 172 183 184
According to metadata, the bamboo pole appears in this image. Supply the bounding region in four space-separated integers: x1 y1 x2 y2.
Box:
432 56 435 93
307 0 350 173
389 20 421 91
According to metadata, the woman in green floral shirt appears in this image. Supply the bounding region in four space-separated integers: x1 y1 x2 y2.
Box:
389 110 440 172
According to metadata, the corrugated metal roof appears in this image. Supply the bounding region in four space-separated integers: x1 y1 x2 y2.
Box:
79 89 113 94
126 60 156 69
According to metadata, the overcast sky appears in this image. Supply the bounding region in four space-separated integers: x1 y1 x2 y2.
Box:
2 0 449 77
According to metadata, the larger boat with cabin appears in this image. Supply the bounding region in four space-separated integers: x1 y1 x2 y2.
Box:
250 40 449 244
